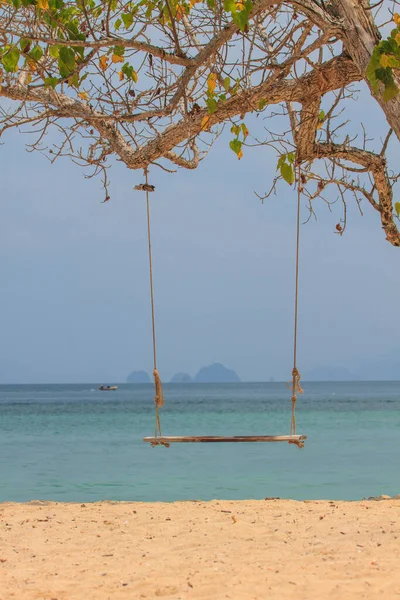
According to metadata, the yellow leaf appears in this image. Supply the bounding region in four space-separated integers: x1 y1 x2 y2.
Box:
112 54 124 64
190 0 199 5
396 33 400 46
201 115 210 131
0 68 3 84
394 13 400 25
176 4 185 20
236 1 244 9
317 122 322 130
132 69 138 83
27 60 37 72
99 55 109 71
237 149 243 160
78 91 89 101
37 0 49 8
380 54 390 68
207 73 217 95
119 71 124 81
26 72 32 85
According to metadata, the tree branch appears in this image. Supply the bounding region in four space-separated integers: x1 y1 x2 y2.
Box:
311 142 400 246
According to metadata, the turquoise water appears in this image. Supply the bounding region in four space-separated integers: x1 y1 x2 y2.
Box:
0 382 399 502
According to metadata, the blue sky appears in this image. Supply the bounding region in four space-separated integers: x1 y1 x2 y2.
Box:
1 82 399 383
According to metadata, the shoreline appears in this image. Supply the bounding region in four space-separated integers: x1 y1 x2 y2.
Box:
2 492 398 505
1 498 399 599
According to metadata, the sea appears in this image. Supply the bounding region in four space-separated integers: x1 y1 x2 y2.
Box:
0 382 399 503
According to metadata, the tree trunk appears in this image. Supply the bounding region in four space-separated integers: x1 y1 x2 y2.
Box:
332 0 400 141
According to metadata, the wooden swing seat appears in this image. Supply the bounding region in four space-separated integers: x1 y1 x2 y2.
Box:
144 434 306 444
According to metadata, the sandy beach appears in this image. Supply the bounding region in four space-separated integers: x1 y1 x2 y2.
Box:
0 498 399 600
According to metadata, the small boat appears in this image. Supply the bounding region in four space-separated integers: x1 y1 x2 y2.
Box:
99 385 118 391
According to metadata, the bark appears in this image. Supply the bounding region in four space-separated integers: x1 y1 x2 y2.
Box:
296 96 321 161
125 55 361 168
332 0 400 142
0 55 360 171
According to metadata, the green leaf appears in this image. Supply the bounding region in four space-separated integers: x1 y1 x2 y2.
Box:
121 62 138 82
375 67 391 84
49 45 60 59
229 138 242 155
68 72 79 87
122 63 133 78
395 202 400 217
11 0 21 8
383 80 398 101
281 163 294 185
233 9 250 31
385 55 400 68
366 50 382 93
318 110 325 122
114 18 122 30
230 124 240 135
65 22 86 43
2 47 20 73
29 46 43 62
276 154 286 170
377 66 399 101
218 93 227 102
113 45 125 57
44 76 59 88
122 13 134 29
20 39 31 52
206 97 218 115
223 0 236 11
287 152 295 164
145 3 154 17
58 46 75 78
257 98 267 111
366 64 379 93
223 77 230 92
381 38 398 53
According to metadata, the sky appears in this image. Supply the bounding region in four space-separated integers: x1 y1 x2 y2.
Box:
1 81 400 383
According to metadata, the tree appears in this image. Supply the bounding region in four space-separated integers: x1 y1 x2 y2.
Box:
0 0 399 244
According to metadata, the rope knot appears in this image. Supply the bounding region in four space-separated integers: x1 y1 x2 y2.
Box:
287 366 303 436
153 368 164 407
291 367 303 399
150 440 170 448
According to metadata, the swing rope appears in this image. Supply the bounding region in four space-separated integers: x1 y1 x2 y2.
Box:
288 164 304 447
140 165 306 448
143 169 169 448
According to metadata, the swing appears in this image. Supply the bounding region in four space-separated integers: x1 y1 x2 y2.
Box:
138 168 307 449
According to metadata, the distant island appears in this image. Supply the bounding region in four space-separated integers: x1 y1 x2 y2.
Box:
194 363 241 383
127 363 241 384
126 370 151 383
169 363 241 383
170 372 193 383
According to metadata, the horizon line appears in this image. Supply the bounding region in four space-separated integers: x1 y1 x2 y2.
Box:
0 379 400 385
